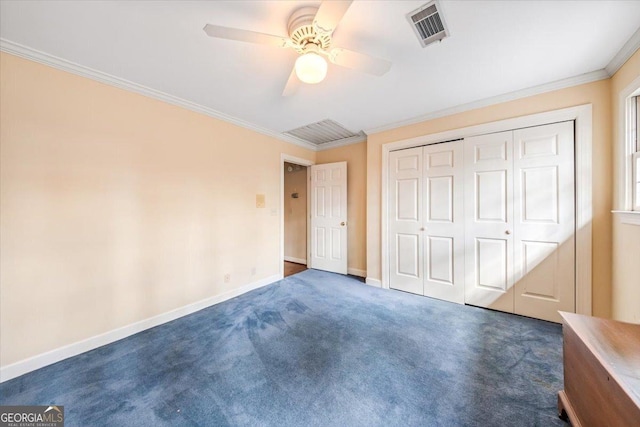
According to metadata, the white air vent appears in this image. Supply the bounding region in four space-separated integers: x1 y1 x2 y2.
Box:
407 1 449 48
284 119 362 145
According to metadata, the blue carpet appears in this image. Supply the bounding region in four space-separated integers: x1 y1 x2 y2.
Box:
1 269 567 426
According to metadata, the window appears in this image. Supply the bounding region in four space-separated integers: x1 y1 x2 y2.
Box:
615 76 640 224
634 96 640 211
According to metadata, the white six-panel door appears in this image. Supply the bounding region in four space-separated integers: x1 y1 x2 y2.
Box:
422 142 465 303
464 131 515 312
513 122 575 322
310 162 348 275
389 147 424 294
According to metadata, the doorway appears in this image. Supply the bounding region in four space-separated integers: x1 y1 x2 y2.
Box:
283 161 309 277
280 155 349 278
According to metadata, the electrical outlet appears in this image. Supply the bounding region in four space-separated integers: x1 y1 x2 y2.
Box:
251 267 256 276
224 274 231 283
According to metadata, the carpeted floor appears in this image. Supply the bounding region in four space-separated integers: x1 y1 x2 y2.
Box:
0 269 567 426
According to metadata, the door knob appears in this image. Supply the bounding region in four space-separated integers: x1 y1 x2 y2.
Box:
505 230 511 235
420 227 425 231
341 222 346 226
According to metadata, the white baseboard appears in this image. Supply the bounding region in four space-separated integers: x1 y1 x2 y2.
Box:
284 256 307 265
0 274 282 383
348 268 366 278
365 277 382 288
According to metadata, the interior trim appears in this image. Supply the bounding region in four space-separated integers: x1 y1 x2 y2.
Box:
280 154 314 279
0 273 282 383
0 38 318 152
315 134 367 151
614 74 640 211
284 256 308 265
605 27 640 76
348 268 367 278
365 278 382 288
612 211 640 226
1 37 625 153
380 104 593 317
367 28 640 136
365 70 608 135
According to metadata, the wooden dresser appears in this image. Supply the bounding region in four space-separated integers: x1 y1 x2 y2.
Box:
558 312 640 427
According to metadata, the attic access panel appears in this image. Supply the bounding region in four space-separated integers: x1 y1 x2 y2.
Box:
284 119 362 145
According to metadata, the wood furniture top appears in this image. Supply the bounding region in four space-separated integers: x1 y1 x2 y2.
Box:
559 312 640 409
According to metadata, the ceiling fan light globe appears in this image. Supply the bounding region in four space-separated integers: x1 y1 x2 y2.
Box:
295 52 327 84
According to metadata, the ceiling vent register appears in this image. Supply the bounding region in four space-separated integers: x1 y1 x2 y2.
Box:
284 119 362 145
408 1 449 48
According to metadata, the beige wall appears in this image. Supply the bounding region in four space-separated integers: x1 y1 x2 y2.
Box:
3 42 638 370
367 79 613 317
317 142 367 275
0 53 315 366
611 48 640 323
283 164 307 262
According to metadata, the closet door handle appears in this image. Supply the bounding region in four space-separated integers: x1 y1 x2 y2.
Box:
505 230 511 235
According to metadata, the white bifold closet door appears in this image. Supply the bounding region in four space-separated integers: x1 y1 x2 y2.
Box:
513 123 575 321
389 121 575 322
463 131 515 312
389 147 423 294
464 121 575 322
389 141 465 304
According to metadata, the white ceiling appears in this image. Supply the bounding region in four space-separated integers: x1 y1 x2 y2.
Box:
2 1 640 146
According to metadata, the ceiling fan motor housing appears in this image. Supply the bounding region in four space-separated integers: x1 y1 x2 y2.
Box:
288 6 331 52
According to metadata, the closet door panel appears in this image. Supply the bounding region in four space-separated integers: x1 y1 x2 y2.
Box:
513 121 575 322
423 142 465 304
389 147 424 295
464 132 515 312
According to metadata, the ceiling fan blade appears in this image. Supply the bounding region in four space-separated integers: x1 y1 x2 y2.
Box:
203 24 289 48
313 0 353 34
282 67 300 97
329 48 392 76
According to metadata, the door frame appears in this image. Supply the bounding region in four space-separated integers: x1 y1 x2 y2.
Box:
381 104 593 315
280 154 314 278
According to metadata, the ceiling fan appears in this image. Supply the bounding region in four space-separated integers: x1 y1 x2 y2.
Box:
203 0 392 96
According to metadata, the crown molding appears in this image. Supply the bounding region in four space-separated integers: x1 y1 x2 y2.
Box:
366 25 640 136
4 32 635 152
605 26 640 76
365 69 609 135
315 133 367 151
0 38 318 152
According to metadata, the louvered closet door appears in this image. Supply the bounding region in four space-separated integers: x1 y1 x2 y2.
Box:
422 142 465 304
464 131 515 313
513 122 575 323
389 147 424 294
